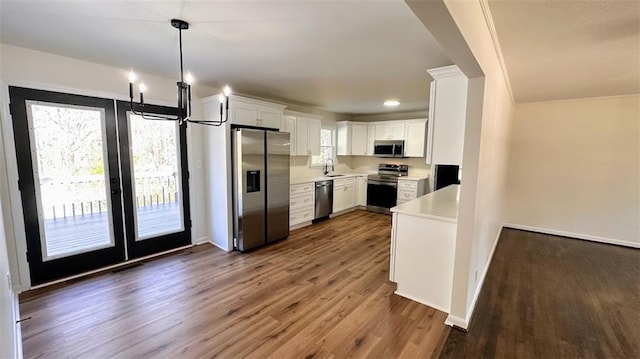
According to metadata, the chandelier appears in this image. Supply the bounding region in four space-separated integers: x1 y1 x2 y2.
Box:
127 18 231 126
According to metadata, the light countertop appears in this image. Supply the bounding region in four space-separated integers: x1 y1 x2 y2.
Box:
391 184 460 223
398 175 429 181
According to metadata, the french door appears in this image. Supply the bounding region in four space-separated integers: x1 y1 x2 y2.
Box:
9 87 190 285
116 101 191 259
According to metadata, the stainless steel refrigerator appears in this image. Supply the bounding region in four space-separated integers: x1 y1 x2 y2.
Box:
232 128 290 251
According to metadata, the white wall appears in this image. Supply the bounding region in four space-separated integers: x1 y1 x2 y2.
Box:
406 0 515 329
0 189 20 358
0 44 215 289
506 94 640 247
0 80 21 357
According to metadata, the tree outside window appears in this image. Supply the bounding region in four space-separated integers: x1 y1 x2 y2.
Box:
311 127 335 167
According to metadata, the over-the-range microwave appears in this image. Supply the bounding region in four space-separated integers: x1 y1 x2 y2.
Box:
373 140 405 158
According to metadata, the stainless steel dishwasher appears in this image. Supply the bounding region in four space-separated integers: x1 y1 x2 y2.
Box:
314 180 333 220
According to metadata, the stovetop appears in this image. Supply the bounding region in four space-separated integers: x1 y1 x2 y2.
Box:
367 164 409 183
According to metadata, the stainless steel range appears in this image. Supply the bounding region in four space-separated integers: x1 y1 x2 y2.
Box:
366 164 408 214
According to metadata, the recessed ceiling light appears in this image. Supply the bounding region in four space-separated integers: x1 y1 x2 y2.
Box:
384 100 400 107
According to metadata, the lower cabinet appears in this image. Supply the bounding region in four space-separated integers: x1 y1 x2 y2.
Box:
290 183 314 227
396 178 428 205
356 176 367 206
333 177 356 213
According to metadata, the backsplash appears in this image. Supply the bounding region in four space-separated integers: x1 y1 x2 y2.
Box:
349 156 431 178
290 155 430 179
290 156 353 178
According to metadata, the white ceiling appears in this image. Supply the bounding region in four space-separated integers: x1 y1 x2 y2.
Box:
488 0 640 103
0 0 453 115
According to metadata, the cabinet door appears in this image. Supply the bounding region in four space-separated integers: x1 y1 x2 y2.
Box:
375 125 391 140
295 117 310 155
366 125 376 156
351 124 368 156
285 116 297 155
258 107 281 129
332 185 343 213
344 184 356 209
231 101 258 126
356 176 367 206
390 124 405 140
307 118 321 156
404 122 426 157
336 123 350 156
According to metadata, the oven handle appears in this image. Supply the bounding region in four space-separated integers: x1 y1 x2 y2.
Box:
368 180 397 187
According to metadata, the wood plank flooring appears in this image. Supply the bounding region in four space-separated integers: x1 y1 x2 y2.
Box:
440 228 640 358
20 210 450 358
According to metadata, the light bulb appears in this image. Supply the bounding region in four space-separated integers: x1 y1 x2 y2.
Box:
139 83 147 93
218 93 225 103
383 100 400 107
223 85 232 96
128 69 137 83
185 72 194 85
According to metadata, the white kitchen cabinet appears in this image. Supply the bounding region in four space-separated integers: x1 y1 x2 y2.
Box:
426 65 468 165
404 120 427 157
290 182 315 227
332 177 356 213
366 125 376 156
229 95 285 129
351 124 368 156
396 178 428 205
336 122 368 156
356 176 367 206
289 113 322 156
283 116 296 156
375 123 405 141
336 122 351 156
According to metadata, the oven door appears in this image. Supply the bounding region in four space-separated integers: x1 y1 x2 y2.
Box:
367 180 398 209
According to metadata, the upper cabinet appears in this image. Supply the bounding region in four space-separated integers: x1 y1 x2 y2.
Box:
375 123 405 141
283 111 322 156
337 122 369 156
426 65 468 165
404 121 427 157
229 95 286 129
336 119 427 158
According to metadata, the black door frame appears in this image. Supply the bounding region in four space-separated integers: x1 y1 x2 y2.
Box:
115 100 191 259
8 86 126 285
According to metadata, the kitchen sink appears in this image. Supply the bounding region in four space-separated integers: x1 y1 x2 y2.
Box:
325 174 345 177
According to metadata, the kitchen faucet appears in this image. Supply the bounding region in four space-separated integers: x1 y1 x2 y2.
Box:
323 158 335 176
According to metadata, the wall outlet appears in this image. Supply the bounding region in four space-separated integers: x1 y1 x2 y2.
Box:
6 272 11 291
474 269 478 283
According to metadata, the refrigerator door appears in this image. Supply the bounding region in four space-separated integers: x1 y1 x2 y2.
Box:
266 131 290 243
233 129 266 251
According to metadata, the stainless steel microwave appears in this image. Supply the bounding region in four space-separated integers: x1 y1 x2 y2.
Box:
373 140 405 158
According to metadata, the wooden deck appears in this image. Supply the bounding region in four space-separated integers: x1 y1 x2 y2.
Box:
44 202 182 258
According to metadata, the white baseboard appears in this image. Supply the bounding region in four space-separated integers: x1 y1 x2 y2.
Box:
445 226 502 330
394 290 450 314
503 223 639 249
194 236 209 245
444 314 467 329
209 240 231 252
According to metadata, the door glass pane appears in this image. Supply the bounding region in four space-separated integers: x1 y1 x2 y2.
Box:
27 102 115 260
128 114 184 240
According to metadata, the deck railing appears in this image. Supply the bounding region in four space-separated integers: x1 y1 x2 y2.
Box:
40 173 178 220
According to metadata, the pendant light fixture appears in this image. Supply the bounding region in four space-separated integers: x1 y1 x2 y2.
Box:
127 18 232 126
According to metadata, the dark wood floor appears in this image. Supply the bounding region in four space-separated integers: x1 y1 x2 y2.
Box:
20 210 450 358
441 228 640 358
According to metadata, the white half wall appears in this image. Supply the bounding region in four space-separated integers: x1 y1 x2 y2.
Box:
506 94 640 247
0 44 215 288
